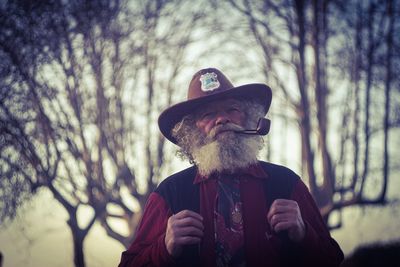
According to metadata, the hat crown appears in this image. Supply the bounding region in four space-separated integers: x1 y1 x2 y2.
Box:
187 68 234 100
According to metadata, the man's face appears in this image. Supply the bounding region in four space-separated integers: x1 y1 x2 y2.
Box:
194 98 245 137
172 98 263 175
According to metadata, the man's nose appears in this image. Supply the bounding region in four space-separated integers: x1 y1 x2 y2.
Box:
215 112 230 125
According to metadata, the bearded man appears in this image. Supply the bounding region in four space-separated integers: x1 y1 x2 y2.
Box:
118 68 344 267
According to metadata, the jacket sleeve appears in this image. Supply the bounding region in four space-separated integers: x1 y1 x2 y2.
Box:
291 180 344 267
118 192 176 267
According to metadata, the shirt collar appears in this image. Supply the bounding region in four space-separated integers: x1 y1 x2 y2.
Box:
193 161 268 184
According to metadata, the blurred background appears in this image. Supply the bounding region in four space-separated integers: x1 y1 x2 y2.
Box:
0 0 399 266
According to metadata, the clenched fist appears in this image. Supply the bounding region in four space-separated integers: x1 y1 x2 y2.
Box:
267 199 306 242
165 210 204 257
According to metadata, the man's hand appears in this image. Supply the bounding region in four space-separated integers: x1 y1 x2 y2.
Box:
267 199 306 242
165 210 204 257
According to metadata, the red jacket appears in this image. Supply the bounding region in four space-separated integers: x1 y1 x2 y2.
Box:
118 161 344 267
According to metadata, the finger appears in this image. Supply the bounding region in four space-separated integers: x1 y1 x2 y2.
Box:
269 213 293 228
267 201 299 222
270 199 299 213
175 226 204 238
272 221 293 233
174 210 203 221
271 200 298 212
174 216 204 230
272 199 296 206
166 224 203 251
267 200 286 221
268 206 290 223
269 205 297 217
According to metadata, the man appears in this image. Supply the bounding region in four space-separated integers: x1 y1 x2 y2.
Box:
118 68 344 267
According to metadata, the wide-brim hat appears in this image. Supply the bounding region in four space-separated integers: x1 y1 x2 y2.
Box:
158 67 272 145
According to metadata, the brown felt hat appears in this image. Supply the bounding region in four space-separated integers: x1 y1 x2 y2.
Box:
158 67 272 144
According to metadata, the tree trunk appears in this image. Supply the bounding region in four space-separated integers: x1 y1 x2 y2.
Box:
294 0 317 198
72 231 85 267
359 1 376 194
350 0 363 193
311 0 334 213
68 217 86 267
382 0 394 202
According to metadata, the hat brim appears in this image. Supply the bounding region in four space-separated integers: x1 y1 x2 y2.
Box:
158 83 272 144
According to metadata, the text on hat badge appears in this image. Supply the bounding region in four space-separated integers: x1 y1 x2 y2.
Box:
200 72 220 92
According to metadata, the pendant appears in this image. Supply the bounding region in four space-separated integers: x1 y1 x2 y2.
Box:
231 203 243 224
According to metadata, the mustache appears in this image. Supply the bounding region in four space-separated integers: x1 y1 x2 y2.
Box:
207 123 245 139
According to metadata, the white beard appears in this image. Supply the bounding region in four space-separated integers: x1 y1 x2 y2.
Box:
192 131 262 176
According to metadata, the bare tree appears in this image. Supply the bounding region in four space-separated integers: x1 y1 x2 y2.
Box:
223 0 400 228
0 0 207 266
334 0 400 211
